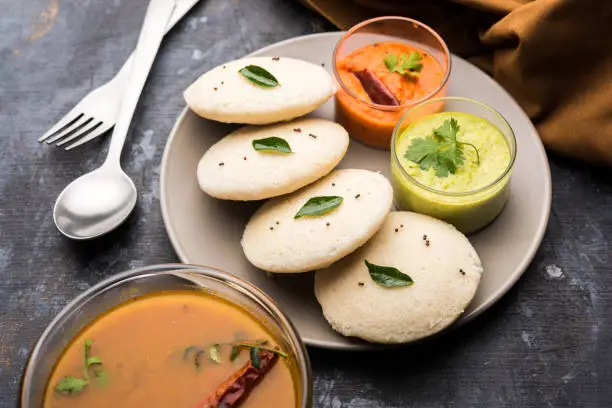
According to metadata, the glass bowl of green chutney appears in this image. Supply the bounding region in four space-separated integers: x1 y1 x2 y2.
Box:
390 97 517 234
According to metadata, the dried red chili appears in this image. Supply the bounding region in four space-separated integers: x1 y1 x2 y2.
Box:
194 350 279 408
353 69 399 106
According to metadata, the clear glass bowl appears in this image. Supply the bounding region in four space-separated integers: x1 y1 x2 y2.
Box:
21 264 313 408
390 97 517 234
333 16 451 149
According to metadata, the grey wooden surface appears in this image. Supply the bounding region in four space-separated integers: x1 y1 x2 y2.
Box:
0 0 611 407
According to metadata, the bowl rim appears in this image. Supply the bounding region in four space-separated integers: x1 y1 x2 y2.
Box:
391 96 518 197
20 263 313 408
332 15 452 111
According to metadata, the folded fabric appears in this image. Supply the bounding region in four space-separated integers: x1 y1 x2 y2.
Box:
299 0 612 165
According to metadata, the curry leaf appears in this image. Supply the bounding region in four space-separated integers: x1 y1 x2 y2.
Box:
184 346 206 370
239 65 279 87
209 344 222 364
229 346 241 362
193 350 205 370
365 260 413 288
252 137 292 154
250 347 261 369
294 196 343 219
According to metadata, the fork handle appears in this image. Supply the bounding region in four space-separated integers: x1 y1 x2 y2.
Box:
104 0 177 166
112 0 201 88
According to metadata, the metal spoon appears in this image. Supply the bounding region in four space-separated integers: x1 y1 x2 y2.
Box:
53 0 176 240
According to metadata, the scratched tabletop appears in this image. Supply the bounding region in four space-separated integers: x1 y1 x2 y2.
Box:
1 0 611 407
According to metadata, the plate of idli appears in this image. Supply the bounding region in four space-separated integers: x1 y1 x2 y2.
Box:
160 32 551 349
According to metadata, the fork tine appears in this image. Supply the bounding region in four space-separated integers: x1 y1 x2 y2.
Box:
45 116 93 144
56 121 103 147
64 122 113 151
38 112 85 143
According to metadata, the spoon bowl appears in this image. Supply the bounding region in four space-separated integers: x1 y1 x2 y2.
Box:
53 167 137 240
49 0 176 240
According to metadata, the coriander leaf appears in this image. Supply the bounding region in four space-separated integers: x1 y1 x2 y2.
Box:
252 137 292 154
433 118 464 176
404 137 440 164
365 260 413 288
239 65 279 88
83 340 93 380
404 118 479 177
403 52 424 75
437 143 463 176
55 377 88 396
433 118 460 142
457 141 480 165
56 339 107 396
294 196 343 219
209 344 222 364
83 340 106 381
86 356 103 367
229 346 241 362
383 53 398 72
384 52 423 77
250 347 261 369
404 137 455 176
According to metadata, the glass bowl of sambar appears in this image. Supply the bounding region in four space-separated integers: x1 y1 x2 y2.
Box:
21 264 312 408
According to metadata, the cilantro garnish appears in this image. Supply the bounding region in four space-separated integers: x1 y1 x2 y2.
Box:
55 339 107 396
384 52 424 77
404 118 480 177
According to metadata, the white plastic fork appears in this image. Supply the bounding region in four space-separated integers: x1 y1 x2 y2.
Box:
39 0 201 150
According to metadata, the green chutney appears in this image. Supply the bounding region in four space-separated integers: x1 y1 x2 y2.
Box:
390 111 514 234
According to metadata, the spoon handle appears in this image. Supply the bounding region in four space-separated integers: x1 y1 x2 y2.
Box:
105 0 177 166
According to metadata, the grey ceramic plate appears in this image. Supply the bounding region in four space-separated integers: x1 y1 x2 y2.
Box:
160 32 552 350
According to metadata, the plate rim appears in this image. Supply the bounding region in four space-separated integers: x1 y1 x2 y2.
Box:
160 32 552 349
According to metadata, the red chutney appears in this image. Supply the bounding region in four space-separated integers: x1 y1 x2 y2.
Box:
335 42 446 149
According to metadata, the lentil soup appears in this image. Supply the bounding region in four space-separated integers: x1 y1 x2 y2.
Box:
44 291 298 408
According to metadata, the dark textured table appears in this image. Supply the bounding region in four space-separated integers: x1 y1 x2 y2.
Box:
1 0 611 407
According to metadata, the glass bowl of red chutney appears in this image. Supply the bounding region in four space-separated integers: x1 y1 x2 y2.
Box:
333 16 451 149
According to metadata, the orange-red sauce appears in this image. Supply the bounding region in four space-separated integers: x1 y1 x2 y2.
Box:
44 291 298 408
335 42 446 148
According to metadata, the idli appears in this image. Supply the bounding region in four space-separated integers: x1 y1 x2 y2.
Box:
184 57 334 124
241 169 393 273
197 118 349 201
315 212 483 343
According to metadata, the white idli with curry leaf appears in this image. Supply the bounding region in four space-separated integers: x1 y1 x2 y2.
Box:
241 169 393 273
184 57 334 124
197 118 349 201
315 211 483 344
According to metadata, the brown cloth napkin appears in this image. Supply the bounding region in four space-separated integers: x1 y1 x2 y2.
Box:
300 0 612 165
